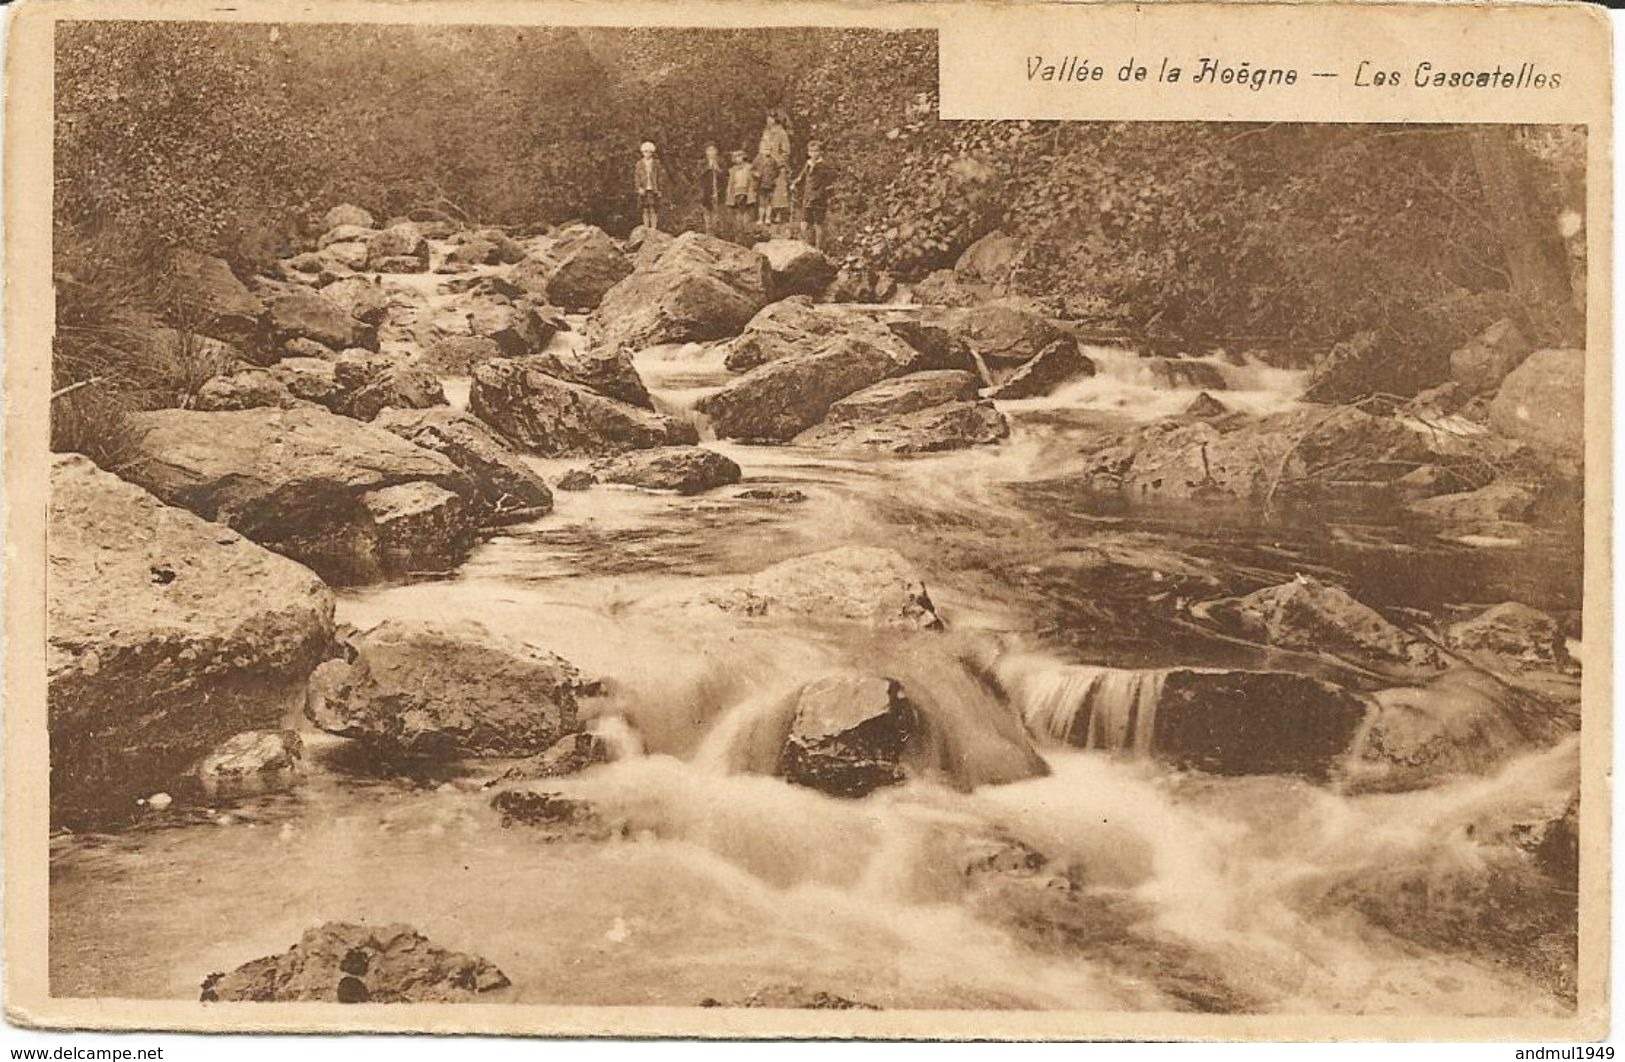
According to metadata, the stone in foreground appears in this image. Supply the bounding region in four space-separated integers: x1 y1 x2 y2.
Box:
48 455 333 826
304 618 586 760
589 446 742 495
201 922 509 1002
780 673 921 797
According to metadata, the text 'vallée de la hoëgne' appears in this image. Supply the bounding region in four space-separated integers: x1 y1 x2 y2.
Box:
1026 55 1565 92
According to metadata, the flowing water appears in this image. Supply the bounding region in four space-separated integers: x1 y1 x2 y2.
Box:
50 324 1582 1014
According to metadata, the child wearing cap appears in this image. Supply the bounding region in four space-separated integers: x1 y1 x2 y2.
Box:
634 141 670 232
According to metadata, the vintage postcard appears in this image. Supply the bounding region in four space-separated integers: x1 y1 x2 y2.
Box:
3 0 1612 1041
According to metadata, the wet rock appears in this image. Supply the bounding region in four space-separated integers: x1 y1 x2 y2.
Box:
796 399 1009 454
825 370 981 422
985 336 1095 399
121 406 473 582
955 229 1027 285
1487 348 1585 459
201 922 509 1003
753 238 836 299
512 224 633 310
780 674 920 797
373 407 554 524
884 316 978 374
698 335 914 442
1450 317 1533 393
457 294 561 356
305 619 585 759
488 790 613 840
947 300 1065 367
321 203 375 231
265 287 375 352
652 546 943 630
331 351 446 420
470 357 695 456
555 469 598 491
198 729 303 780
269 357 342 407
587 231 771 350
49 455 333 826
1407 478 1539 524
1203 575 1442 668
734 486 807 504
422 335 504 375
722 297 914 374
168 250 267 349
194 369 304 412
1344 668 1576 792
1145 357 1227 391
320 276 391 326
1184 391 1229 419
589 446 742 495
910 268 981 308
360 482 472 568
1303 330 1445 403
497 732 610 782
365 223 429 272
1153 669 1372 779
318 224 377 250
1445 602 1570 671
1084 406 1457 501
515 345 652 409
700 985 879 1010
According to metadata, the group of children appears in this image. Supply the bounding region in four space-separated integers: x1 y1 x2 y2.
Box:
634 110 836 249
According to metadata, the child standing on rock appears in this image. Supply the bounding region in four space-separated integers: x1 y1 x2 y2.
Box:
727 150 757 235
697 143 728 236
792 140 836 250
634 141 669 232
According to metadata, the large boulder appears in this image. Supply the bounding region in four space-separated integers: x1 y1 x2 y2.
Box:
1344 668 1577 792
697 335 915 442
365 222 429 272
955 230 1026 285
1449 318 1533 393
947 300 1065 367
317 224 378 250
265 287 376 351
796 400 1010 454
648 546 943 630
201 922 509 1003
321 203 375 231
1487 348 1585 459
1406 478 1539 525
48 455 333 825
1303 330 1447 403
588 446 742 495
331 350 447 420
753 239 836 299
1202 575 1442 669
469 357 696 456
516 345 651 409
320 276 392 327
884 315 978 374
360 482 471 569
1445 602 1571 672
305 619 586 759
985 336 1095 399
824 370 981 422
1083 405 1475 501
1152 669 1372 778
168 251 267 350
269 357 342 407
121 406 475 582
374 407 554 524
194 368 304 412
722 297 913 374
780 674 921 797
587 231 771 351
511 225 632 310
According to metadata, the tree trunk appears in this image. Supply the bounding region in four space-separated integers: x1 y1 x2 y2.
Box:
1468 127 1583 345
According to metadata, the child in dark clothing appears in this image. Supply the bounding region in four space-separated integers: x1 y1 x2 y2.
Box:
792 140 836 250
697 143 727 236
753 151 781 227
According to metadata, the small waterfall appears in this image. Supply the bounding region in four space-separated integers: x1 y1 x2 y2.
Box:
588 714 646 761
996 655 1168 754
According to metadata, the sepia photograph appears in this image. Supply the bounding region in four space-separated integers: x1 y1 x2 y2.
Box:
4 0 1611 1043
